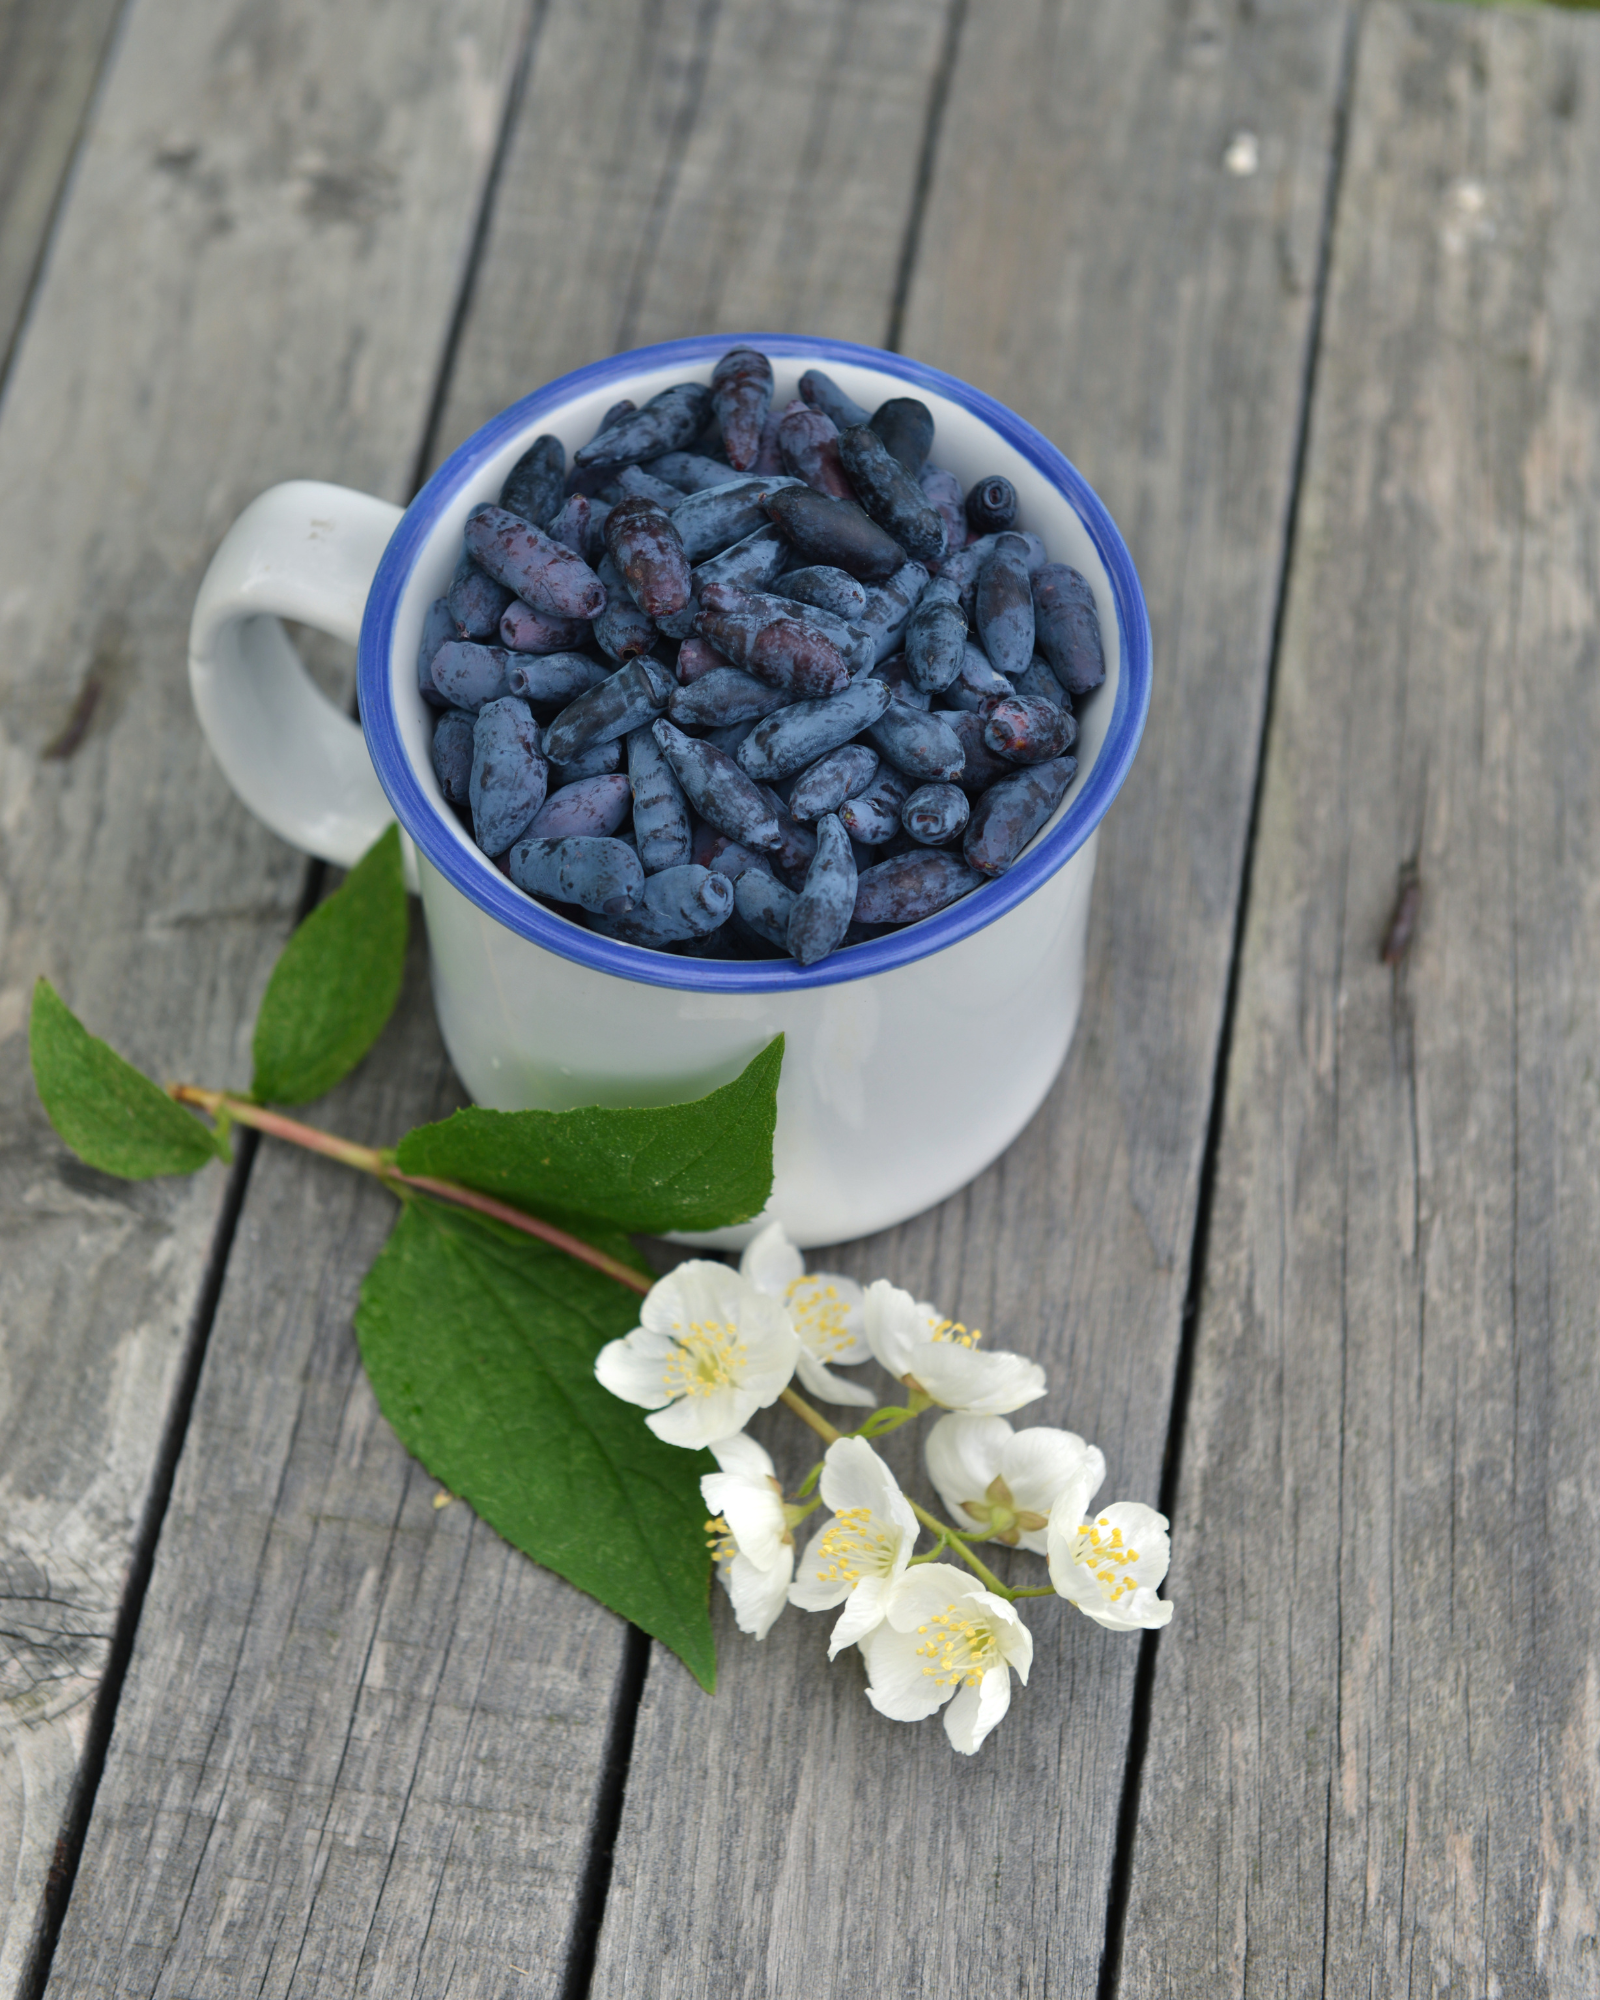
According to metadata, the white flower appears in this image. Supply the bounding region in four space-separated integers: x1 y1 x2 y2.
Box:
862 1280 1046 1416
924 1414 1105 1555
594 1260 800 1449
701 1434 793 1640
787 1437 919 1656
1046 1470 1173 1630
739 1220 876 1407
858 1563 1033 1754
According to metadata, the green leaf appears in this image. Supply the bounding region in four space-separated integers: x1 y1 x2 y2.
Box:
355 1196 715 1688
394 1036 782 1237
251 824 408 1105
29 978 229 1178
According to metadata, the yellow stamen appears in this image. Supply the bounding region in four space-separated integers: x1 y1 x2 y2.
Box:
786 1277 856 1362
663 1319 748 1399
915 1602 1000 1688
812 1504 898 1588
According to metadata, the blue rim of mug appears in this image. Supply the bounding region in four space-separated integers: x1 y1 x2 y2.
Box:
358 332 1152 993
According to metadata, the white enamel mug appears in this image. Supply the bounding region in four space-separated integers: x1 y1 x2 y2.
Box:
189 334 1151 1247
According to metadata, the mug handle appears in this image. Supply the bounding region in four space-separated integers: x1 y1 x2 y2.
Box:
188 479 417 879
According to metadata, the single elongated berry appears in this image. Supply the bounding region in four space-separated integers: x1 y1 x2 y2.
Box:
904 583 967 692
983 692 1077 763
711 347 774 471
499 599 591 654
500 434 566 528
963 756 1077 877
431 640 513 710
672 475 799 563
550 738 624 783
799 368 869 431
668 667 791 728
837 425 945 565
859 561 931 662
838 765 911 844
788 743 879 821
431 708 475 805
696 581 849 698
854 849 985 924
591 553 658 660
776 565 868 621
940 708 1014 792
756 783 818 884
527 773 632 839
615 463 686 510
964 475 1017 535
733 868 797 951
975 534 1035 676
777 405 854 499
750 403 788 475
867 701 965 782
464 503 605 618
788 814 857 965
650 450 738 493
920 464 966 557
471 697 548 855
448 552 515 640
942 531 1048 612
626 724 693 872
737 676 892 783
604 494 691 617
543 657 671 763
418 595 455 706
508 835 643 914
868 397 935 477
1032 563 1106 694
710 581 871 676
506 651 612 706
653 720 780 850
546 492 601 563
901 782 969 847
762 486 905 583
939 636 1014 711
687 524 789 613
589 864 734 945
574 381 714 468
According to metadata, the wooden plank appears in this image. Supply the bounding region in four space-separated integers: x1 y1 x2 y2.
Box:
40 2 962 1991
0 2 527 1991
1119 3 1600 1991
588 4 1356 1995
429 0 959 464
0 0 126 374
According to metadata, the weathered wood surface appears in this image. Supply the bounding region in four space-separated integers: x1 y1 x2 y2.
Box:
0 0 527 1990
0 0 126 374
1120 3 1600 1992
37 2 961 1993
589 4 1355 1995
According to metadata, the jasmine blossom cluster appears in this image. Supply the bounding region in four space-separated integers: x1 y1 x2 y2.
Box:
595 1220 1172 1753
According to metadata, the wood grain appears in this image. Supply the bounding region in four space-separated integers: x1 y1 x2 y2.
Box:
0 0 126 375
1120 4 1600 1991
36 2 963 1991
0 1 526 1989
430 0 958 463
589 3 1355 1995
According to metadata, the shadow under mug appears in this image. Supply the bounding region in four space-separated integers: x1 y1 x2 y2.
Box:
189 334 1151 1247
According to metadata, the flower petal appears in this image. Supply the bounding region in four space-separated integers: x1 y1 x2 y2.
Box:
912 1341 1047 1416
827 1571 892 1657
943 1662 1013 1754
794 1347 878 1408
881 1562 986 1632
860 1622 950 1722
1072 1583 1173 1631
724 1546 795 1639
706 1433 776 1481
645 1383 752 1449
739 1219 804 1299
999 1427 1105 1552
594 1331 677 1410
924 1413 1013 1530
788 1525 853 1611
701 1468 787 1572
862 1279 936 1379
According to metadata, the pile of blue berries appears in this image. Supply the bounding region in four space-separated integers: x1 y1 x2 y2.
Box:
420 348 1105 965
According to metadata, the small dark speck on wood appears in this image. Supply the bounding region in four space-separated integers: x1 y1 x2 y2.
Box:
1382 862 1422 965
43 674 103 759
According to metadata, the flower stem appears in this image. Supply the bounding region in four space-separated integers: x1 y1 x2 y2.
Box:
780 1386 842 1445
1010 1585 1057 1598
170 1086 652 1295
